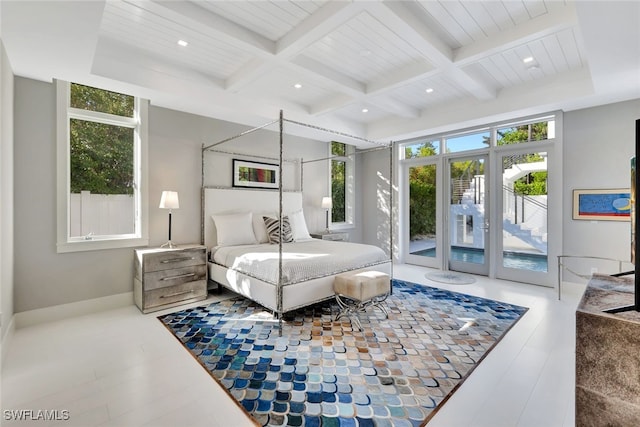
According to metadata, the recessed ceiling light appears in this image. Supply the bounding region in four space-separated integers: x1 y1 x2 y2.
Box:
362 108 369 113
293 83 302 89
425 88 434 94
523 56 534 63
177 40 188 47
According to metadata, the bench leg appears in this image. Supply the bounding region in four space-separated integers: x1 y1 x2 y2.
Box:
334 293 389 331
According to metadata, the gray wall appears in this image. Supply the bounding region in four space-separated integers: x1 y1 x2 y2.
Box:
1 39 14 340
359 147 393 256
563 99 640 275
15 72 638 313
13 77 342 313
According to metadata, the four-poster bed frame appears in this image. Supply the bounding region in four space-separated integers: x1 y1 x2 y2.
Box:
200 111 394 327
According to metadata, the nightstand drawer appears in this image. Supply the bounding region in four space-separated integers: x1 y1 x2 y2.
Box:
143 249 206 272
143 280 207 311
144 265 207 291
134 244 207 313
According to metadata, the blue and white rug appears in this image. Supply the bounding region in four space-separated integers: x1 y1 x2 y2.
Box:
159 279 528 427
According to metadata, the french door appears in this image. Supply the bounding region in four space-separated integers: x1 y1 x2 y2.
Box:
403 145 556 287
447 154 489 276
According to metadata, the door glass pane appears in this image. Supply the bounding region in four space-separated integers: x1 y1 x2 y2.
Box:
501 152 548 272
409 164 437 258
450 158 485 264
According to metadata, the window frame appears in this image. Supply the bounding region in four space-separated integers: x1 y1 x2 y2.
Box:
329 141 355 230
56 80 148 253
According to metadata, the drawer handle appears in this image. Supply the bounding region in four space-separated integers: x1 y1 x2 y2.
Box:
161 257 196 264
161 273 196 281
160 290 195 299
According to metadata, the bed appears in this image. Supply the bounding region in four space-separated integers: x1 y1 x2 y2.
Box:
204 188 392 314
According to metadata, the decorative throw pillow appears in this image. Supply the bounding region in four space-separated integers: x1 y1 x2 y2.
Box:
263 216 294 244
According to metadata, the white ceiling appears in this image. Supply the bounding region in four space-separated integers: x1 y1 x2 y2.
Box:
1 0 639 147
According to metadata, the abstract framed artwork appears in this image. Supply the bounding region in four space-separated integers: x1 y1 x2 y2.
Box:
232 159 279 190
572 188 631 221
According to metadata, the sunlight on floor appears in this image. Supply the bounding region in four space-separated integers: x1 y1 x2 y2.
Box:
2 265 584 427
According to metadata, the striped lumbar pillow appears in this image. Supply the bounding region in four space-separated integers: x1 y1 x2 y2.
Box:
263 216 294 244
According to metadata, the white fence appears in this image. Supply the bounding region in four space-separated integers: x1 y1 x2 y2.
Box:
69 191 134 237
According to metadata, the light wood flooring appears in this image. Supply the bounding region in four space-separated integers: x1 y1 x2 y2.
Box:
1 264 585 427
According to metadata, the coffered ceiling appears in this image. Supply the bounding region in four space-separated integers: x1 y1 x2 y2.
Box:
1 1 639 145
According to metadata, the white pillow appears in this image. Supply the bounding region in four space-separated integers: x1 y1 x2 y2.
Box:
211 212 258 246
253 212 275 244
288 210 312 241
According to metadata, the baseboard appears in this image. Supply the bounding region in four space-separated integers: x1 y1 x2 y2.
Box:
14 292 134 329
1 314 16 369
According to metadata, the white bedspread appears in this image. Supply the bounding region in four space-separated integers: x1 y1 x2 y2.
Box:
211 240 388 285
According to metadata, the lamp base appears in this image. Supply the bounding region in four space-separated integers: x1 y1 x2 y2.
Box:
160 240 177 249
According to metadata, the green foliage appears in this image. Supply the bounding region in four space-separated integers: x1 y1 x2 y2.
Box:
407 123 548 239
70 83 134 117
405 141 437 159
409 181 436 237
70 120 134 195
331 158 346 222
69 84 135 195
331 141 346 156
497 122 548 145
514 171 547 195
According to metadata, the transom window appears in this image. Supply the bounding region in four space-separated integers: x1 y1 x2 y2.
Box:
56 81 148 252
400 115 556 159
497 118 554 145
404 139 440 158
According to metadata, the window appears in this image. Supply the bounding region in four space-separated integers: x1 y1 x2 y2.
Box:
403 139 439 158
330 141 354 227
497 118 555 145
444 130 491 152
56 81 148 252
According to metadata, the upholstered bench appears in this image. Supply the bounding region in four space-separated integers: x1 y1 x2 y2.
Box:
333 271 390 330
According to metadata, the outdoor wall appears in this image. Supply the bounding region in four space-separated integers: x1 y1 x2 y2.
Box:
1 40 15 349
563 99 640 278
12 77 338 313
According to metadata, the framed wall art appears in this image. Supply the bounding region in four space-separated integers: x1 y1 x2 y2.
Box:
232 159 279 190
572 188 631 221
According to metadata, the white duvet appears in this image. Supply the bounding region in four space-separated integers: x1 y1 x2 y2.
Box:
211 239 388 285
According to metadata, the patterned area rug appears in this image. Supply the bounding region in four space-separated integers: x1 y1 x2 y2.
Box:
159 279 527 427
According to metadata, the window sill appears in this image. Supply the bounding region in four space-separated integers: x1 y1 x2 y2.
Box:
57 237 149 253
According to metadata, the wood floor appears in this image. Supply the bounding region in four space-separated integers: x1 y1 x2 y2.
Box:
2 264 584 427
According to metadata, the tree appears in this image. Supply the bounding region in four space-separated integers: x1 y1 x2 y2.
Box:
69 83 135 195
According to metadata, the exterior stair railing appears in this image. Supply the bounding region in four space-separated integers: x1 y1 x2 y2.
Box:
503 184 547 224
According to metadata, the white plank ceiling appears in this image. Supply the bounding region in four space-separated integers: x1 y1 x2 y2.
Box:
1 0 639 145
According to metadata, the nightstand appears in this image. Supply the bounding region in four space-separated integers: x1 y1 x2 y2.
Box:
310 231 349 242
133 244 207 313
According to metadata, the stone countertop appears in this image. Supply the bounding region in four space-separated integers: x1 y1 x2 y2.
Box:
577 273 640 322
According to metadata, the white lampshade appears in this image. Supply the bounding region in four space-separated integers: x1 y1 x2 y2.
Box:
159 191 180 209
321 196 332 209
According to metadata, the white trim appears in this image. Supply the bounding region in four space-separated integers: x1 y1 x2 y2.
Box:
55 80 149 253
398 111 561 286
14 292 134 329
